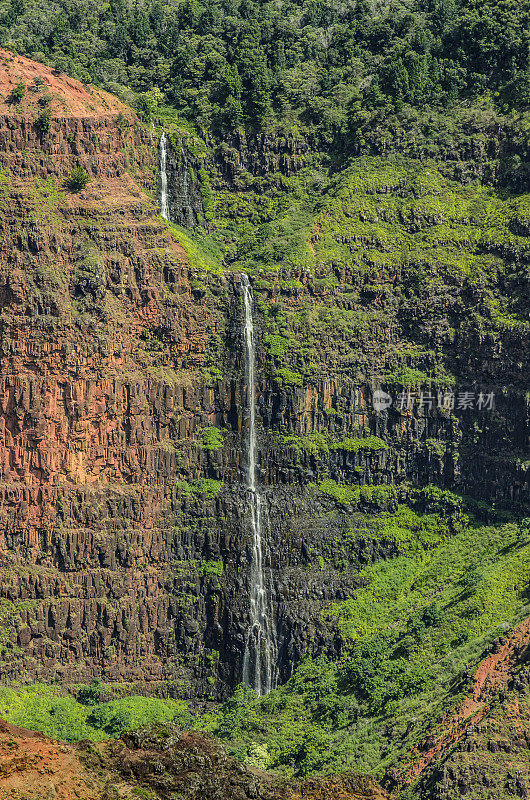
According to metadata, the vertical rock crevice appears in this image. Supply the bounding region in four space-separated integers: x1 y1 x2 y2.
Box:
158 132 203 228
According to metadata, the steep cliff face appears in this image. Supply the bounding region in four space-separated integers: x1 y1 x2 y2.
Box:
0 50 366 698
0 49 528 709
0 49 227 694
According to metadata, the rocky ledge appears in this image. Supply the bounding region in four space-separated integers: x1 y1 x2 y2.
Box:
0 720 391 800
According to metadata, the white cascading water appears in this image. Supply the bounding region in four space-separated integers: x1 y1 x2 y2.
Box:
159 132 170 221
241 274 277 697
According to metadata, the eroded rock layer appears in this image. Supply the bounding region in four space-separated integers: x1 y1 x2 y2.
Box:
0 720 392 800
0 48 528 701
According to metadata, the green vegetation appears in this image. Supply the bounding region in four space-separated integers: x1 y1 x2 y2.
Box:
206 514 530 781
239 158 530 388
330 436 388 453
10 80 25 103
275 367 302 386
199 559 224 577
199 426 225 451
66 167 91 192
0 684 193 742
317 479 396 510
280 434 388 459
35 107 51 134
281 432 329 457
3 0 528 147
175 478 223 498
165 222 224 275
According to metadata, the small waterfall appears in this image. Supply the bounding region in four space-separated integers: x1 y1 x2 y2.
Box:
241 274 277 696
159 132 170 221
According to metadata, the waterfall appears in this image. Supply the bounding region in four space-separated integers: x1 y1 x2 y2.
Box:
241 274 277 696
159 132 170 221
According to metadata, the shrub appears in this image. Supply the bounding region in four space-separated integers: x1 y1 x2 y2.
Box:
87 696 192 736
200 426 224 451
137 87 164 118
281 433 329 457
175 478 223 498
193 478 223 497
199 560 224 577
276 367 302 386
10 81 25 103
339 634 430 715
67 167 91 192
36 108 51 134
461 566 484 595
330 435 388 453
78 679 104 706
264 333 289 357
116 111 130 132
318 478 360 506
421 603 445 627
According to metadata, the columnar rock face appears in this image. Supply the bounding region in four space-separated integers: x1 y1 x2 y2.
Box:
0 50 527 702
0 50 364 697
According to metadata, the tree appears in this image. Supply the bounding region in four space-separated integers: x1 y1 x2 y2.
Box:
461 566 484 596
77 679 103 706
36 108 51 135
67 167 91 192
137 87 164 119
10 81 25 103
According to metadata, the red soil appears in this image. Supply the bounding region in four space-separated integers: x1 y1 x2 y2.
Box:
0 48 129 118
0 722 100 799
401 616 530 783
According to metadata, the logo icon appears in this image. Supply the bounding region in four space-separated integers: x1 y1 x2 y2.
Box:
373 390 392 412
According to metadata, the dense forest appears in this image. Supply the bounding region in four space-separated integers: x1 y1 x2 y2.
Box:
1 0 529 144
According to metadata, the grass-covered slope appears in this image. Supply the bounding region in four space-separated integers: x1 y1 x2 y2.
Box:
242 157 529 385
205 506 529 784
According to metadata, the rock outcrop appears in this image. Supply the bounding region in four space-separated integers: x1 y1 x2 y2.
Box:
0 720 392 800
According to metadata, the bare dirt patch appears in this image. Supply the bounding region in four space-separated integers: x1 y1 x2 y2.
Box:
0 48 131 118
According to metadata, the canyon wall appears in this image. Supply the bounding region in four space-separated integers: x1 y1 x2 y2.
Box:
0 49 527 700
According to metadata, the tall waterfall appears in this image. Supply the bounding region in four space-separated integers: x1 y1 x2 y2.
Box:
241 274 277 696
159 132 170 221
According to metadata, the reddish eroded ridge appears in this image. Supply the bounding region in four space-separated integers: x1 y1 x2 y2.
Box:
400 617 530 784
0 719 101 800
0 48 126 117
0 49 227 691
0 721 392 800
0 47 150 184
